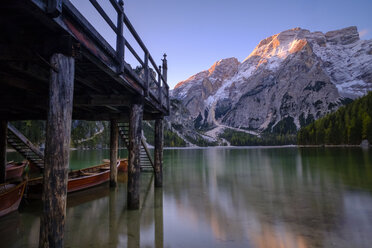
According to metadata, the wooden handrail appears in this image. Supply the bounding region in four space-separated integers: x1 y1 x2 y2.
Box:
89 0 117 33
62 0 169 110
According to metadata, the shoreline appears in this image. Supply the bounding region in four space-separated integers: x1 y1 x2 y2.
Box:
7 144 369 153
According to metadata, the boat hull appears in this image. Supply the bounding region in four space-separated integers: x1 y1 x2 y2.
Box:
27 162 118 198
0 181 27 217
6 162 26 180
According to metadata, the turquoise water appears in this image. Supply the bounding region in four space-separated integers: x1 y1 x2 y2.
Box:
2 147 372 247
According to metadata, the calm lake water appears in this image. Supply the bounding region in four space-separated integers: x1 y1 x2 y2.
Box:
2 147 372 248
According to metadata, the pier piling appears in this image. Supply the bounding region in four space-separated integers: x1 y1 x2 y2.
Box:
110 119 119 187
154 118 163 187
39 53 74 248
128 98 144 209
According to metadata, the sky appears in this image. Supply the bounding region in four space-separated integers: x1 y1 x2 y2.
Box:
71 0 372 89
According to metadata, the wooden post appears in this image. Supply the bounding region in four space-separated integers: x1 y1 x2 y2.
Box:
39 54 74 248
144 52 149 97
154 118 163 187
154 188 163 248
128 97 143 209
116 0 125 74
162 54 170 111
158 66 162 106
0 121 7 184
110 119 118 187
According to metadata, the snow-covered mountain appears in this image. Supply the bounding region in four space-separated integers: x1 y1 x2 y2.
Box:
170 26 372 142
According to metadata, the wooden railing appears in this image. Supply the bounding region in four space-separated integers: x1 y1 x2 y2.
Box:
48 0 169 112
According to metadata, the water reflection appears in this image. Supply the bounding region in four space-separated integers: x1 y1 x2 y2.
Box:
163 147 372 247
1 148 372 247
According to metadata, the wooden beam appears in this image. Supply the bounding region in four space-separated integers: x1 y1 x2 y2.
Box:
0 121 7 184
110 119 118 187
154 118 163 187
127 97 143 209
39 53 74 248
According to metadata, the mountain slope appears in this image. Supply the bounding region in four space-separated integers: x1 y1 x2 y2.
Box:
171 26 372 144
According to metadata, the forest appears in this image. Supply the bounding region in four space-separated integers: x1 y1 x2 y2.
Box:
298 92 372 145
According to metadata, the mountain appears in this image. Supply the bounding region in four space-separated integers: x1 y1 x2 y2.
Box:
170 26 372 144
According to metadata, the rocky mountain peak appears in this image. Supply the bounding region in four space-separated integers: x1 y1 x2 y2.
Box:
169 26 372 144
174 57 239 89
325 26 359 45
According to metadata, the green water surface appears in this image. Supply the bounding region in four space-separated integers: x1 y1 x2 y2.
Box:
1 147 372 248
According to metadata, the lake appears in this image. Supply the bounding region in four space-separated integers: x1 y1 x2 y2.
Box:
2 147 372 248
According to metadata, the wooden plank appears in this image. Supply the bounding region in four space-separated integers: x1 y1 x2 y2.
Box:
127 97 143 209
39 53 74 248
110 119 118 187
0 121 7 184
154 118 163 187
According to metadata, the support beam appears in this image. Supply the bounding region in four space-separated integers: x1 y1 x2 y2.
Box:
0 121 7 184
110 119 118 187
39 53 74 248
127 97 143 209
154 118 163 187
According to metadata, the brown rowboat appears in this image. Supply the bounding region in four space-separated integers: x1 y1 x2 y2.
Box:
6 161 27 181
27 161 119 198
102 158 128 172
0 181 27 217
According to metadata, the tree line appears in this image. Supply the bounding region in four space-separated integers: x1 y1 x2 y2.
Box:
298 92 372 145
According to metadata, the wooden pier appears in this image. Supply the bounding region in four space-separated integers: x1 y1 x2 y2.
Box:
0 0 168 247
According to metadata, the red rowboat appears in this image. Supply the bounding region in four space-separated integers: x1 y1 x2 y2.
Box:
6 161 27 181
27 161 119 198
0 181 27 217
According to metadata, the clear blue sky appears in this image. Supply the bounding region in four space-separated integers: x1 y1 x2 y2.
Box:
71 0 372 89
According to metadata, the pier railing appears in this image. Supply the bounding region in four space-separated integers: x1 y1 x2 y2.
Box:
47 0 169 112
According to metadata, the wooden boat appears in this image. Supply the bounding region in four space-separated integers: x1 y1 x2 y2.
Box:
27 161 119 198
103 158 128 172
6 161 27 180
118 159 128 172
0 181 27 217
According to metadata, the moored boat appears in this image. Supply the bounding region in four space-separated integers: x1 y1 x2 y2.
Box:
103 158 128 172
0 181 27 217
27 161 119 198
6 161 27 181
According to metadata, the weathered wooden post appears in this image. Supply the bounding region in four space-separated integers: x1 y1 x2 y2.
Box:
0 121 7 184
144 52 149 97
158 66 162 106
162 54 170 111
162 54 167 83
154 188 164 248
116 0 125 75
154 118 163 187
128 97 144 209
39 53 74 248
110 119 118 187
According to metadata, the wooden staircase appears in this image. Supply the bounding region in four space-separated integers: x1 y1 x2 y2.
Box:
7 123 45 169
118 123 154 171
